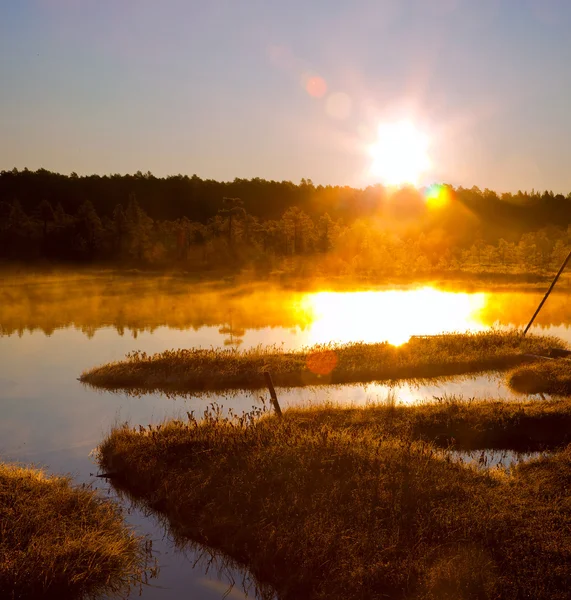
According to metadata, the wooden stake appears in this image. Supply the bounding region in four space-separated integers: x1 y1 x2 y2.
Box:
523 248 571 336
263 371 283 417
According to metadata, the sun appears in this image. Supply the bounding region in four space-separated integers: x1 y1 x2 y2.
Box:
368 120 431 186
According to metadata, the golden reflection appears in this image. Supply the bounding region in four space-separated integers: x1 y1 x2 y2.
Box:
300 288 488 346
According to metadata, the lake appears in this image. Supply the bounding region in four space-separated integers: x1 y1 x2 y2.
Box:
1 272 570 598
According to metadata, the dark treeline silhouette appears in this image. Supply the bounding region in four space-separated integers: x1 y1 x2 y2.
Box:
2 168 571 276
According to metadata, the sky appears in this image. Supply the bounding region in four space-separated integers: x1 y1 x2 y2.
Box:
1 0 571 192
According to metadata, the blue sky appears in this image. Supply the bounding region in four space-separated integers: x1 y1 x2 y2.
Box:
1 0 571 191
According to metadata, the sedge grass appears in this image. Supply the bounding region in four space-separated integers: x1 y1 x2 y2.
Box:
507 359 571 396
0 462 154 599
80 330 564 393
99 406 571 600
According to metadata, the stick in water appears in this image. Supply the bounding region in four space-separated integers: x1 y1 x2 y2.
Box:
523 248 571 336
263 371 283 417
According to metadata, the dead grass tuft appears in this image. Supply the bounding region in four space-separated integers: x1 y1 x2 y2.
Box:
0 462 154 599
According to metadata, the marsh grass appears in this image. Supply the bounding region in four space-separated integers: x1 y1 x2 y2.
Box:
0 462 154 599
507 359 571 396
80 330 564 393
291 396 571 451
99 404 571 600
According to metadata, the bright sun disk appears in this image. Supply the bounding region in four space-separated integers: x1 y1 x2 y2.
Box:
368 120 431 186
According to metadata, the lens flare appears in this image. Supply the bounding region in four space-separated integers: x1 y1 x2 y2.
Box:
425 184 451 209
306 349 338 375
305 76 327 98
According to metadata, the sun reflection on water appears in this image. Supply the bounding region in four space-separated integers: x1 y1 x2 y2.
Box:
299 287 488 346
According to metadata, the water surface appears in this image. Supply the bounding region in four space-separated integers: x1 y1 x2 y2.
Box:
1 273 570 598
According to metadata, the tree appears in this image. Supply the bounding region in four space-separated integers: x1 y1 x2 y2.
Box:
54 202 68 225
318 213 336 252
498 238 510 266
281 207 314 255
518 233 537 270
9 200 28 230
112 204 128 257
76 200 103 259
1 201 32 259
0 201 11 229
125 195 153 261
219 197 245 247
37 199 55 242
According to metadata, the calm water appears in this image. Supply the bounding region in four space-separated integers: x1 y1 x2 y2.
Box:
1 273 570 598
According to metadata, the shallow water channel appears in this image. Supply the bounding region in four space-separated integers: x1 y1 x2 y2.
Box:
1 273 571 598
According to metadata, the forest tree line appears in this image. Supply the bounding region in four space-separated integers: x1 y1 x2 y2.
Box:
2 168 571 276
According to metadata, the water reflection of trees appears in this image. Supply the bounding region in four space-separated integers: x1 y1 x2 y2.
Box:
3 273 571 338
108 486 276 600
219 312 246 348
0 276 309 337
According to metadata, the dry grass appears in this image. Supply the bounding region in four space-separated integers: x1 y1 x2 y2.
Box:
0 462 154 599
507 359 571 396
98 405 571 600
80 330 564 393
289 396 571 451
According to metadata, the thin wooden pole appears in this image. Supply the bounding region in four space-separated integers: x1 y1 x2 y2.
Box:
523 248 571 336
263 371 283 417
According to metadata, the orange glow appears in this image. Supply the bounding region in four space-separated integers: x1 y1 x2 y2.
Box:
368 120 431 186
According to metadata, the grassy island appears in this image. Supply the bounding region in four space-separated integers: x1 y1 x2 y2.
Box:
98 404 571 600
0 462 152 599
508 359 571 396
80 330 564 393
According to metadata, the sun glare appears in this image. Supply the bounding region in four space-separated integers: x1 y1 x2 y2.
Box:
301 288 487 347
368 120 431 186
